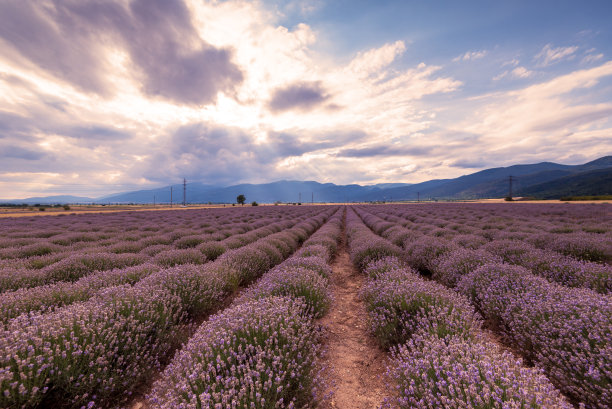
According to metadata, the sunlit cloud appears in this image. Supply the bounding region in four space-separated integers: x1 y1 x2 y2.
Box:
453 50 487 62
0 0 610 198
494 66 533 81
534 44 579 67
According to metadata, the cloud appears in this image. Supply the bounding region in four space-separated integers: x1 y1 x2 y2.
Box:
347 40 406 77
269 82 329 112
447 61 612 169
0 1 113 95
1 0 608 198
63 126 132 141
501 59 520 67
453 50 487 62
534 44 578 67
0 145 47 160
139 122 262 185
582 53 604 64
494 66 533 81
120 0 243 104
260 130 368 159
0 0 243 104
450 158 489 169
336 145 433 158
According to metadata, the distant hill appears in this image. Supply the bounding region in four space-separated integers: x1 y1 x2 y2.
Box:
1 156 610 203
0 195 96 204
518 167 612 199
363 156 612 200
99 180 393 204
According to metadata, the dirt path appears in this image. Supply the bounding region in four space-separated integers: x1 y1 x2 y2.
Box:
319 239 389 409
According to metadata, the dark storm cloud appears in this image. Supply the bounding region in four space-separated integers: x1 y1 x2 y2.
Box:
172 123 252 156
258 130 369 160
0 1 113 95
0 111 36 140
64 126 132 141
0 108 131 144
0 145 47 160
262 132 336 158
0 0 243 104
140 124 370 185
121 0 243 104
336 145 433 158
141 123 264 185
269 82 329 112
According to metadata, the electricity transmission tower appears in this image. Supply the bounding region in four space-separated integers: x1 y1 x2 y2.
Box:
508 175 516 200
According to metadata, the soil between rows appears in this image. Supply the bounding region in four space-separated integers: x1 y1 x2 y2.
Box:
318 239 389 409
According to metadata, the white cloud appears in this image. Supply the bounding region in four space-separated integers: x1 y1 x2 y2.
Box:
0 1 610 198
449 61 612 168
582 53 604 64
534 44 579 67
501 58 520 67
493 66 533 81
453 50 488 62
0 0 464 197
511 66 533 78
347 40 407 77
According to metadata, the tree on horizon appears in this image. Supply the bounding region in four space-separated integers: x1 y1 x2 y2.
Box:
237 194 246 206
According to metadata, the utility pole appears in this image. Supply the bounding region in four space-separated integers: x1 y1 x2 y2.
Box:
311 192 313 204
183 178 186 206
153 195 156 207
417 192 420 202
170 186 173 208
508 175 515 200
299 192 301 204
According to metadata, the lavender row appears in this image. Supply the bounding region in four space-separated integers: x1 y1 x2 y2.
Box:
357 203 610 238
146 209 343 408
359 204 612 263
0 212 311 295
457 263 612 409
0 263 160 324
355 207 611 408
0 208 336 408
345 209 572 408
0 208 273 257
356 206 611 294
0 209 291 291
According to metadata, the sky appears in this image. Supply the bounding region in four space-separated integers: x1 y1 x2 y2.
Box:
0 0 611 199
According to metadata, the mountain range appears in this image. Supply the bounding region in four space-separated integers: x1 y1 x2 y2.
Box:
3 156 611 204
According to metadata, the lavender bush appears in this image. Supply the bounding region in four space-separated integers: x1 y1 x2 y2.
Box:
388 333 573 409
458 263 612 408
361 259 481 349
238 266 331 318
431 248 502 288
0 263 160 323
147 297 320 409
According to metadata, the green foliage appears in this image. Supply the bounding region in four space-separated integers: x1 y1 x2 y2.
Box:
236 194 246 205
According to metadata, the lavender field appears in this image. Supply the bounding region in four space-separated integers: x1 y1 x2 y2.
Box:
0 203 610 409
